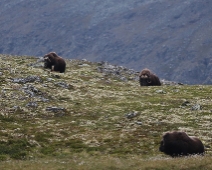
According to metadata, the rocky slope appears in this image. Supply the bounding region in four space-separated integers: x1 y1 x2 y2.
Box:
0 0 212 84
0 54 212 169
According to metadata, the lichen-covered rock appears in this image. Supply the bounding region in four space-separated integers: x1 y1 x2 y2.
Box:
12 75 42 83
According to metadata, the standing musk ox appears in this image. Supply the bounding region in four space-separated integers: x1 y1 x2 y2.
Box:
139 68 161 86
43 52 66 73
159 131 204 157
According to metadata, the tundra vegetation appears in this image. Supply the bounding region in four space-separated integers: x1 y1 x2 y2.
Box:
0 54 212 169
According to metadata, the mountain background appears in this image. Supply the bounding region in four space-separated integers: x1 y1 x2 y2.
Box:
1 0 212 84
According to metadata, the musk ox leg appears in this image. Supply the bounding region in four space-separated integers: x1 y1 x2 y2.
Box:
51 65 55 71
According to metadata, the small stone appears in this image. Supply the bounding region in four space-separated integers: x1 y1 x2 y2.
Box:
26 102 38 108
191 104 202 110
181 101 190 106
155 90 166 94
79 64 90 67
55 82 73 89
46 107 65 113
136 121 142 125
12 75 42 83
125 111 139 119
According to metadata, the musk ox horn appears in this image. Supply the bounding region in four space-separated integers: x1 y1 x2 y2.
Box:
44 56 51 63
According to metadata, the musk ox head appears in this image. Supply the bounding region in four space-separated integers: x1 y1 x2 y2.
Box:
43 52 66 73
159 131 204 157
139 68 161 86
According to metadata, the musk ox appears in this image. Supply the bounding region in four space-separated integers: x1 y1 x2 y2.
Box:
159 131 204 157
139 68 161 86
43 52 66 73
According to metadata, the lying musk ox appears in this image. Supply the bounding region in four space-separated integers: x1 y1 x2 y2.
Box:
139 69 161 86
159 131 204 157
43 52 66 73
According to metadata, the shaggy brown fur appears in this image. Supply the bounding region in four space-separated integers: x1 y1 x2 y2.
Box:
159 131 204 157
43 52 66 73
139 68 161 86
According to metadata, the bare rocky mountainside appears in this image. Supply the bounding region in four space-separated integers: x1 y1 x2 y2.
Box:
1 0 212 84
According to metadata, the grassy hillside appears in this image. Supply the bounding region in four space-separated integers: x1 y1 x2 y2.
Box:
0 54 212 169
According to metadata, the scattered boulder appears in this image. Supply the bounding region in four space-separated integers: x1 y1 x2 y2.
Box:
55 81 74 89
26 102 38 108
12 75 42 84
125 111 139 119
97 61 138 81
46 107 66 117
181 101 190 106
191 104 202 111
46 107 66 113
22 84 43 97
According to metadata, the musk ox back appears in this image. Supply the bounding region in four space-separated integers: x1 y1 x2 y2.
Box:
43 52 66 73
139 69 161 86
159 131 204 157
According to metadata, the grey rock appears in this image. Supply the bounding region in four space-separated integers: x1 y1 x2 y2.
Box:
97 62 138 81
46 107 66 113
191 104 202 111
125 111 139 119
181 101 190 106
55 81 74 89
79 64 90 67
161 79 184 85
38 97 49 102
12 75 42 84
26 102 38 108
155 90 166 94
46 107 66 117
136 121 142 125
22 85 44 97
13 106 21 110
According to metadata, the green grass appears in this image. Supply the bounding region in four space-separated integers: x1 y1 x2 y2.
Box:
0 54 212 169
